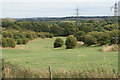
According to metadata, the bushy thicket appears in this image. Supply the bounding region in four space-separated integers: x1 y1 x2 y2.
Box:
65 35 77 49
2 30 54 48
54 38 64 48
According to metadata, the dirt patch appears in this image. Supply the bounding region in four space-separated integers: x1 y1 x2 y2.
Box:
77 41 84 45
29 38 41 42
0 46 24 49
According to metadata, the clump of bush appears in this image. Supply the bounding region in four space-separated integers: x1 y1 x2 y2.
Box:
65 35 77 49
54 38 64 48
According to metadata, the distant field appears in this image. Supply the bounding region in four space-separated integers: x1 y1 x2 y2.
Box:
2 37 118 72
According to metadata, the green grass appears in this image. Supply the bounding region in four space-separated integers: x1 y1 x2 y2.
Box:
2 37 118 72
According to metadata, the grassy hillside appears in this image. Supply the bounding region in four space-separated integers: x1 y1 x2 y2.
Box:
2 37 118 72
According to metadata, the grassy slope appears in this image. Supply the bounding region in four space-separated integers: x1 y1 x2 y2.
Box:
2 37 118 72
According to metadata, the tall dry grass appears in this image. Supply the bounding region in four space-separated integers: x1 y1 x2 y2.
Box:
102 44 119 52
2 59 118 78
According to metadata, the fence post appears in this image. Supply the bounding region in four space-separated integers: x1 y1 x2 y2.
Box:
49 66 52 80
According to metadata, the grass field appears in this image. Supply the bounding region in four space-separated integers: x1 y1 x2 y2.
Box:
2 37 118 72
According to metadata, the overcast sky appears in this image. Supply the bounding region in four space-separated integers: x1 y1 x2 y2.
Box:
0 0 119 18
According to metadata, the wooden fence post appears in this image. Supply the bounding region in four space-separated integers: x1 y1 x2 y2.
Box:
49 66 52 80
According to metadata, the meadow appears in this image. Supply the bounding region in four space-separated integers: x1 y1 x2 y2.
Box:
2 37 118 73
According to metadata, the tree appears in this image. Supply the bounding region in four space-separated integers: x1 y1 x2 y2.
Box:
74 31 85 41
65 35 77 49
50 24 63 36
40 23 50 32
84 35 97 46
97 32 111 45
59 22 76 36
54 38 64 48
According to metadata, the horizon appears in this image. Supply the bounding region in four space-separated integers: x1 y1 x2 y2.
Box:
1 15 114 19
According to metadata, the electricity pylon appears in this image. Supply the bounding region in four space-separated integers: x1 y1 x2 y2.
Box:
111 2 119 44
76 5 79 27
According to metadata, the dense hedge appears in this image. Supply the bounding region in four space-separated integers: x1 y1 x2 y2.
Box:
65 35 77 49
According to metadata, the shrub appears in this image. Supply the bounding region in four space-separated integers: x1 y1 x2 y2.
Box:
17 39 23 45
48 34 54 38
6 38 16 48
65 35 77 49
84 35 97 46
54 38 64 48
2 38 8 47
22 38 29 44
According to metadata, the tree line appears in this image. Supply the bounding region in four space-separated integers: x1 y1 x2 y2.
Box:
1 18 119 48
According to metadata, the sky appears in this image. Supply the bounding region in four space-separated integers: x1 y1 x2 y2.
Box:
0 0 119 18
